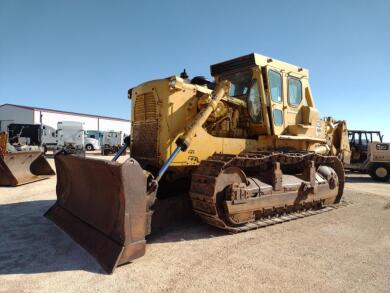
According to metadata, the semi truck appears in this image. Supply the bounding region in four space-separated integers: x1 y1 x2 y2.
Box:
101 131 124 155
7 122 100 153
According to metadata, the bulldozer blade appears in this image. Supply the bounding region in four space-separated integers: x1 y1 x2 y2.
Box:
0 152 55 186
45 154 153 273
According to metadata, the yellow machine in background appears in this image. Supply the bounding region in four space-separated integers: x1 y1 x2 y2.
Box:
46 53 350 273
346 130 390 181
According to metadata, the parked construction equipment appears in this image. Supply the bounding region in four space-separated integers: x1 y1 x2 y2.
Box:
46 53 351 273
0 132 55 186
346 130 390 181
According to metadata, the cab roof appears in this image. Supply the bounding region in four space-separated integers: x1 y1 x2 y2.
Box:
210 53 309 77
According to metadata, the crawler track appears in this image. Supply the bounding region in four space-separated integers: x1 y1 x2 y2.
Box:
190 152 346 232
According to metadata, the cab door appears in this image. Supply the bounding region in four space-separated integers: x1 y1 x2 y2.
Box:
265 66 285 135
245 67 269 135
284 73 304 128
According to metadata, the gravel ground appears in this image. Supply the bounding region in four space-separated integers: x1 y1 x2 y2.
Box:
0 156 389 293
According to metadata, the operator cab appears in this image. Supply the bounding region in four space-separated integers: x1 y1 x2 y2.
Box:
348 130 383 164
349 130 383 145
210 53 316 138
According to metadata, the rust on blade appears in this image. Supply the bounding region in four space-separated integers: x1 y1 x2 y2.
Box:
45 154 155 273
0 152 55 186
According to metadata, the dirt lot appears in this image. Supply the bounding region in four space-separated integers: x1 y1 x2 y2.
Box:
0 155 389 293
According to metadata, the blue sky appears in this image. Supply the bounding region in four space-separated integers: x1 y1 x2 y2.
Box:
1 0 389 139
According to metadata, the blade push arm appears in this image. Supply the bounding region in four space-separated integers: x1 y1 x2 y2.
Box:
156 80 230 182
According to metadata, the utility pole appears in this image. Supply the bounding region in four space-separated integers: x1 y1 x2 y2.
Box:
39 112 43 145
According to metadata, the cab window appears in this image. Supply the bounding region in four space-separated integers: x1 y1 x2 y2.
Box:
273 109 283 126
288 78 302 106
223 70 252 97
348 132 354 143
373 132 382 142
269 70 282 103
361 133 369 145
247 80 262 123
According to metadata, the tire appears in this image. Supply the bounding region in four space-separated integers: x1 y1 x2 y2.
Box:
368 163 390 182
43 145 48 155
85 144 94 151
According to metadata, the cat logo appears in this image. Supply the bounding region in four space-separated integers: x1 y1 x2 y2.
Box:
376 144 389 151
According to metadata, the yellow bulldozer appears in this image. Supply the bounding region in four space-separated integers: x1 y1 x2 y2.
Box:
0 132 55 186
45 53 351 273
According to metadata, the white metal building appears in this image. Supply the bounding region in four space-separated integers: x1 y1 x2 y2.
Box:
0 104 130 134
